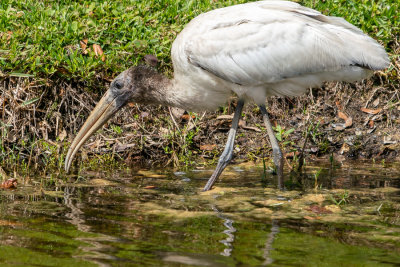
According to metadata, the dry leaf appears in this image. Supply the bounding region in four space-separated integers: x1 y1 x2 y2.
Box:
144 185 156 189
344 117 353 128
92 44 103 55
181 114 195 120
285 151 300 158
372 98 380 107
80 39 88 54
170 107 185 119
238 119 261 131
241 125 262 132
306 205 333 214
338 111 348 120
0 220 22 226
1 178 17 189
200 144 216 151
90 179 117 186
137 170 166 178
59 88 65 96
334 125 345 131
92 44 106 61
16 11 24 17
58 129 67 141
216 115 234 120
361 107 382 114
368 120 374 128
335 101 343 111
339 143 350 155
338 111 352 128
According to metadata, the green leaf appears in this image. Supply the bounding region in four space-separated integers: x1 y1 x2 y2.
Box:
284 128 295 138
21 97 39 106
9 72 34 77
71 21 78 32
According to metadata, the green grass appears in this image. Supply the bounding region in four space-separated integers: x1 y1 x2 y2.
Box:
0 0 398 85
0 0 245 84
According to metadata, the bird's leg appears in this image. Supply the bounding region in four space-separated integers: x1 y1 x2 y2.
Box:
258 105 284 190
203 99 245 191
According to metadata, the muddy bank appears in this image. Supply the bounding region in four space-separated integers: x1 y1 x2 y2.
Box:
0 58 399 174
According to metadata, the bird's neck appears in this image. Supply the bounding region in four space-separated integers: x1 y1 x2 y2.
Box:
138 70 190 110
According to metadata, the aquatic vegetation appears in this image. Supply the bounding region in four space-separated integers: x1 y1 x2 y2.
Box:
0 161 399 265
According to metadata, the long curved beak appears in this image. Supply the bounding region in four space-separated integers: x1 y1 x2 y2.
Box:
65 91 119 172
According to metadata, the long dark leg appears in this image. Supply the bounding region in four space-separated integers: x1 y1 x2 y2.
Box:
258 105 284 190
203 99 245 191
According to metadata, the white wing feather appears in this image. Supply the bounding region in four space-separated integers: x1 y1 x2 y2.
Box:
183 1 389 95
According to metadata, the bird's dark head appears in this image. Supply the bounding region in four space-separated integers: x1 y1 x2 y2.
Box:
64 65 159 171
110 65 163 105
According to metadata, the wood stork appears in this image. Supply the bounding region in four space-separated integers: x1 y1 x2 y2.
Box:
64 0 389 191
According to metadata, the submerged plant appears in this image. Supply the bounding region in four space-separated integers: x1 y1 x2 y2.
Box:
314 168 323 190
329 191 350 206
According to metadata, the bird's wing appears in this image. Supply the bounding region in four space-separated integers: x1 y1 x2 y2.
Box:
184 1 389 86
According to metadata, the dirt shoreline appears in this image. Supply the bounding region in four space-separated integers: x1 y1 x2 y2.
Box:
1 64 399 175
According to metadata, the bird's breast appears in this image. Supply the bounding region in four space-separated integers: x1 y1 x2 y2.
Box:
170 67 232 112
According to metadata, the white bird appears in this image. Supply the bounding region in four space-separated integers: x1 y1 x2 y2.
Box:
64 0 389 191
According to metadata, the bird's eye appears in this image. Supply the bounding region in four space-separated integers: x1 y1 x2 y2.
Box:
115 80 124 89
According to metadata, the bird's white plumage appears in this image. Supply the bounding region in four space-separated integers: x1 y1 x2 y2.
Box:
65 0 391 187
170 0 389 111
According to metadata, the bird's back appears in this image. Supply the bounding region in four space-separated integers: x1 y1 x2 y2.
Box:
171 0 389 109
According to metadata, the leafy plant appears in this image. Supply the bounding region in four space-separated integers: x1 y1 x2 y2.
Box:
111 125 123 135
273 125 294 145
330 191 350 206
313 168 323 189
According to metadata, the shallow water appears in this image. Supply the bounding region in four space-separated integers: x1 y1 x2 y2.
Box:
0 161 399 266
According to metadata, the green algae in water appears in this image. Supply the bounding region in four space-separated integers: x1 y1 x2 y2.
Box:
271 228 400 267
0 246 97 267
0 161 399 266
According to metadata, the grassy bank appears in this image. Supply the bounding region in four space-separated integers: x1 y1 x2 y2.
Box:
0 0 398 82
1 0 399 177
